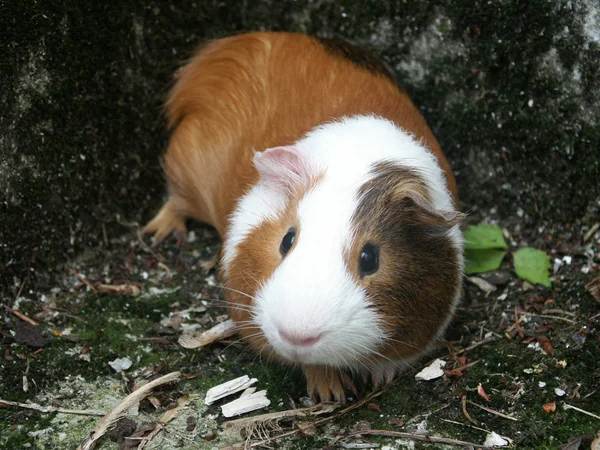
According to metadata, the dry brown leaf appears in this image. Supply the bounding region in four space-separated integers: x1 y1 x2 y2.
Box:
542 402 556 413
477 383 490 402
538 336 556 356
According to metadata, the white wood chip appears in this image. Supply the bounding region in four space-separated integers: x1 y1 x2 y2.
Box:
340 442 380 449
221 390 270 418
204 375 258 405
467 276 497 295
240 387 257 398
178 319 236 349
415 358 446 381
483 432 509 447
108 357 132 373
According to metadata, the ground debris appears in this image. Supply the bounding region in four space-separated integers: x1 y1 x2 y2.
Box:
483 431 510 447
538 335 556 356
415 358 446 381
76 371 181 450
13 322 48 347
97 283 141 297
586 276 600 303
542 402 556 413
477 383 490 402
204 375 258 405
109 357 133 373
221 389 270 418
467 276 497 295
179 318 236 349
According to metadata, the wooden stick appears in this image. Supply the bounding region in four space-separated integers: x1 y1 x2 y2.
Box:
10 309 39 326
439 417 490 434
563 403 600 420
467 400 518 421
69 269 97 293
454 337 496 355
523 312 576 323
330 429 493 449
0 399 105 416
461 395 477 424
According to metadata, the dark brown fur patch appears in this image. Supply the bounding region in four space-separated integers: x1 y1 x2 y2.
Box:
316 37 398 85
348 162 461 362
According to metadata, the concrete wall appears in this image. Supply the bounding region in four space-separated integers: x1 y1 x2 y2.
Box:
1 0 599 292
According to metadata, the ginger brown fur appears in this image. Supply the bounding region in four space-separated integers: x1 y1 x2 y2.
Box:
146 32 460 401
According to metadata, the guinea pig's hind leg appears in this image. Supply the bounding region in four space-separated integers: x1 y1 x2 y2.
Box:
303 365 357 404
143 198 187 246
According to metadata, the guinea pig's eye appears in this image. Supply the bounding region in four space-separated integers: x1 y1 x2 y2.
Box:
359 243 379 276
280 228 296 257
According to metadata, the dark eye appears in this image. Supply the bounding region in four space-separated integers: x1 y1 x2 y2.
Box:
280 228 296 257
359 243 379 276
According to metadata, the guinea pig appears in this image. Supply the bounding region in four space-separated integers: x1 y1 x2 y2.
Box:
144 31 464 403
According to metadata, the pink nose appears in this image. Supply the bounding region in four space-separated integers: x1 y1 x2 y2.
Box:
278 329 321 347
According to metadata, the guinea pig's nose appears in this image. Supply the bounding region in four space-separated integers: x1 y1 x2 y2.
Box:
278 328 321 347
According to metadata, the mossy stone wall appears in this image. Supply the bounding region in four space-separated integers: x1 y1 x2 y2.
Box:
1 0 599 293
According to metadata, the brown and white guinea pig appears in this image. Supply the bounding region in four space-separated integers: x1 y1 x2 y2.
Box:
144 31 464 402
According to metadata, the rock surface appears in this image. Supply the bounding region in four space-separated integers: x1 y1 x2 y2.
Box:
1 0 599 291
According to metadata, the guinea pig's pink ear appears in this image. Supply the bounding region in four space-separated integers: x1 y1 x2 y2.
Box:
401 195 465 229
253 146 312 190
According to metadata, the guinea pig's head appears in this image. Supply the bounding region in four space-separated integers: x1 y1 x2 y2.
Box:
222 117 463 369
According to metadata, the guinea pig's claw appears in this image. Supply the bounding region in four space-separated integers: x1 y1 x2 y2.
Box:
341 372 358 397
368 364 397 389
304 366 352 405
143 200 187 246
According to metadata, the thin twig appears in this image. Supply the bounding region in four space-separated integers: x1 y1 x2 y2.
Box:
136 229 165 263
224 402 338 430
157 262 172 280
15 279 26 300
563 403 600 420
69 269 98 293
10 309 39 326
541 309 577 317
514 306 524 338
583 222 600 243
101 223 109 247
461 395 477 424
330 429 493 449
242 386 390 448
523 312 577 323
467 400 518 421
439 418 490 434
0 399 105 416
454 337 496 356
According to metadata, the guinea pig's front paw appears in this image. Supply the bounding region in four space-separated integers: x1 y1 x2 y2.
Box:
303 365 357 404
361 362 398 389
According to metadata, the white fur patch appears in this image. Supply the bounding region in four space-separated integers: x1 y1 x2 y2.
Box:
221 183 287 275
224 115 463 367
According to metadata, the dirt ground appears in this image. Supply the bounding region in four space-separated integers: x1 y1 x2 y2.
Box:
1 215 599 449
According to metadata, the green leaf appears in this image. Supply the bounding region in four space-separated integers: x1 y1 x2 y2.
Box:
463 224 508 250
464 248 508 274
513 248 551 287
